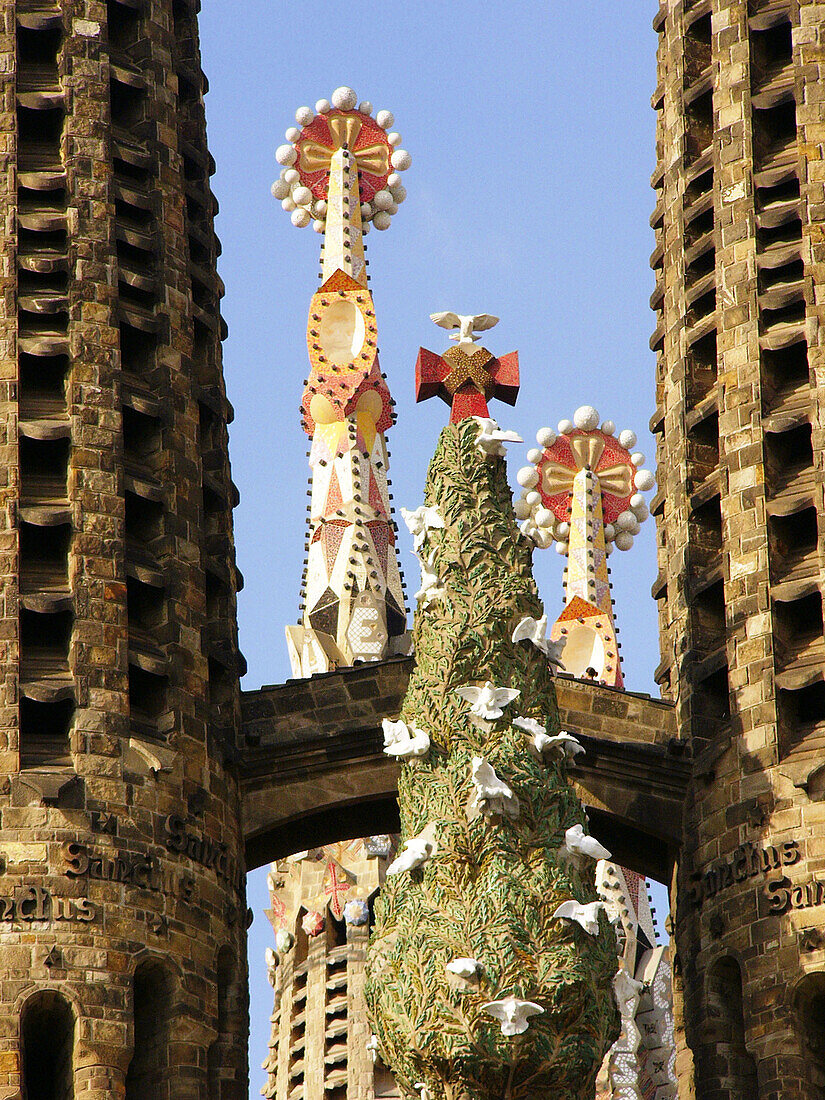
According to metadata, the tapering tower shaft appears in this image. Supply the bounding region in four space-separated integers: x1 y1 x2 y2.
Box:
279 92 409 677
0 3 247 1095
651 2 825 1095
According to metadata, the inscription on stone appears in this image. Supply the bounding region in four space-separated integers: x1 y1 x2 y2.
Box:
0 885 95 923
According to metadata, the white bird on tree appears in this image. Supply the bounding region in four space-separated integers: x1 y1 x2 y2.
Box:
473 417 523 459
454 680 520 721
481 996 545 1036
511 614 567 668
561 823 612 868
430 311 500 353
512 717 585 761
401 504 444 552
470 755 520 819
552 899 609 937
385 823 438 876
381 717 430 760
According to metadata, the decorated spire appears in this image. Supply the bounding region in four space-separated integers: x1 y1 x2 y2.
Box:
275 87 411 677
514 406 655 687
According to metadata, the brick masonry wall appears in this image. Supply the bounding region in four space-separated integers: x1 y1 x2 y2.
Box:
0 2 247 1097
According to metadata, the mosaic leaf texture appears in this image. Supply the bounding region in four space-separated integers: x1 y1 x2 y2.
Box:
367 418 619 1100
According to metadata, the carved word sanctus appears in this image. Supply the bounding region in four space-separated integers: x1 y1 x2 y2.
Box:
688 840 799 908
163 815 244 890
0 885 95 922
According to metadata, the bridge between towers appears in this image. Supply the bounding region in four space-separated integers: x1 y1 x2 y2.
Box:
239 658 688 885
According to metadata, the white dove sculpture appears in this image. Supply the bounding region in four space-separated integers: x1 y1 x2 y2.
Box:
413 1084 432 1100
430 310 500 353
470 755 520 819
381 717 430 760
482 996 544 1036
445 957 482 979
265 947 277 985
512 717 585 761
562 823 612 867
511 615 566 668
455 680 520 721
385 823 438 876
366 1034 379 1064
401 504 444 552
552 899 609 937
415 550 445 608
474 416 523 459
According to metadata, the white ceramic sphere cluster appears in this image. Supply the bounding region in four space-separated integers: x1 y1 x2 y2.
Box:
513 406 655 554
271 88 410 233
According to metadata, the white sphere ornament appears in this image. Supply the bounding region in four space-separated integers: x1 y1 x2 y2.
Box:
292 185 313 206
391 149 412 171
631 452 646 467
376 109 394 129
514 498 531 520
291 208 311 228
630 493 646 510
558 419 574 435
604 523 616 542
634 469 656 491
362 222 371 236
556 521 570 538
535 507 553 527
601 420 616 435
373 189 394 211
388 131 402 146
633 502 650 522
315 98 332 115
285 126 301 142
615 531 635 551
332 86 358 111
373 211 392 231
536 427 556 448
284 168 300 184
387 172 401 188
358 100 373 115
360 202 373 220
270 179 289 200
605 542 614 556
517 466 539 489
555 541 569 556
525 490 541 506
385 200 398 215
295 106 314 126
312 219 325 233
391 184 407 203
313 199 327 216
574 405 600 431
618 429 637 449
526 448 542 463
281 196 296 212
275 144 297 167
615 511 639 533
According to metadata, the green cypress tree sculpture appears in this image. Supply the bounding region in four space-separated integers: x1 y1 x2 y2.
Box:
366 417 620 1100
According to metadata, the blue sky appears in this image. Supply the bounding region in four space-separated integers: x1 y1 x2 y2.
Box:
197 3 663 1093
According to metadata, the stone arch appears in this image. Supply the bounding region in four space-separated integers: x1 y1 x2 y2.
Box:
20 988 75 1100
125 956 176 1100
695 955 758 1100
792 970 825 1097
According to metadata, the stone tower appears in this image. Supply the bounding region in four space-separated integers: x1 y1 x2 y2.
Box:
652 1 825 1096
0 1 247 1096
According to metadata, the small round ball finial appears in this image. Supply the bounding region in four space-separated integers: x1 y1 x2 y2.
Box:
573 405 600 431
275 144 297 167
376 109 394 129
315 98 332 115
373 211 392 231
331 86 358 110
295 106 314 126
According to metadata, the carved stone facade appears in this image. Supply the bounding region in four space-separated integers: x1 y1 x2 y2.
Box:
651 1 825 1097
0 1 247 1096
